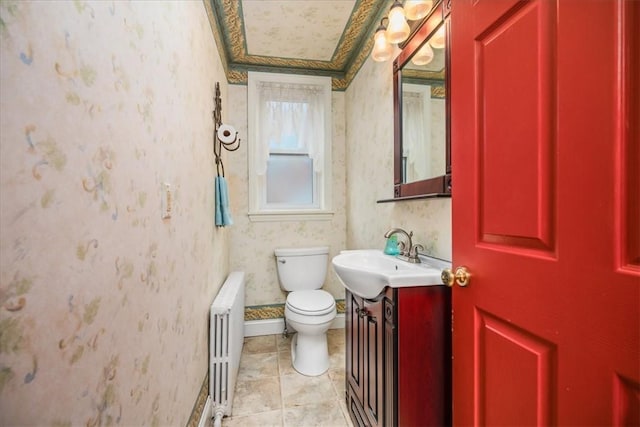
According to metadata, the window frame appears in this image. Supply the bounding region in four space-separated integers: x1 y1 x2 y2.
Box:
247 71 333 222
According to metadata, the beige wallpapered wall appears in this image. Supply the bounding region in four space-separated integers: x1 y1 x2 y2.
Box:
0 1 229 424
345 54 452 260
226 86 348 307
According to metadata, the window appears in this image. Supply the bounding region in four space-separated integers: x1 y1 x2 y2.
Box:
248 72 332 221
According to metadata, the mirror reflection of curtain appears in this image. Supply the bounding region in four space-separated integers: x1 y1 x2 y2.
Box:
402 84 431 182
430 96 447 177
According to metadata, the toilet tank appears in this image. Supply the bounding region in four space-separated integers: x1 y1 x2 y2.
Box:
274 246 329 291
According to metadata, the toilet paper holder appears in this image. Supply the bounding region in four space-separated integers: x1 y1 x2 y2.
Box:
212 81 240 177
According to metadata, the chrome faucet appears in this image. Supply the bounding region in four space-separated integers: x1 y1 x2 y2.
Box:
384 228 422 263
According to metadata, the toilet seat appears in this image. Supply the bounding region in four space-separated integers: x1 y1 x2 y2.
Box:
286 290 335 316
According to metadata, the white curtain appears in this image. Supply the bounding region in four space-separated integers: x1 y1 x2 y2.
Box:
256 81 325 175
402 86 430 181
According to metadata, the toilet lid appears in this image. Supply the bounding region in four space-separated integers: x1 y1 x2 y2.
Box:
286 290 335 316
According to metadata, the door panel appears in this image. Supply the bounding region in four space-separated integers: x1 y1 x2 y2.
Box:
477 0 556 253
613 374 640 425
346 293 364 403
618 0 640 271
475 309 556 426
364 298 383 427
452 0 640 425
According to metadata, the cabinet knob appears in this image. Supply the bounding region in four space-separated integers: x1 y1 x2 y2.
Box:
357 308 368 318
441 266 471 287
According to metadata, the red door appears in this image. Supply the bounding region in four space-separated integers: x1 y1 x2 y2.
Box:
451 0 639 425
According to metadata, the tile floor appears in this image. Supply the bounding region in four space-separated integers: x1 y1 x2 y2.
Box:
219 329 353 427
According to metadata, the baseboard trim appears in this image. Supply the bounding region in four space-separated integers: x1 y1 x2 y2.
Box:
332 313 345 329
244 314 345 337
244 318 284 337
198 396 212 427
186 373 209 427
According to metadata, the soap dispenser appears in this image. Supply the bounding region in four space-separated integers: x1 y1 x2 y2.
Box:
384 234 400 255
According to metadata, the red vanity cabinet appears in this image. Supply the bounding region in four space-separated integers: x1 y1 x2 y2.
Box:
345 285 451 426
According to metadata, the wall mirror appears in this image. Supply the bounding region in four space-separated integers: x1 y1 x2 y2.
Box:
389 0 451 200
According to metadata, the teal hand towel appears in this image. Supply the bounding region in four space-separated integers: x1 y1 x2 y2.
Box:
215 176 233 227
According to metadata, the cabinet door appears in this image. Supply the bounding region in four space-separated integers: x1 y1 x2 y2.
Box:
346 292 365 404
383 290 397 427
363 297 385 427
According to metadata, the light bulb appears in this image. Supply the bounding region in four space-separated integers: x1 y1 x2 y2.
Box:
386 2 410 44
371 26 393 62
404 0 433 21
429 25 446 49
412 42 434 66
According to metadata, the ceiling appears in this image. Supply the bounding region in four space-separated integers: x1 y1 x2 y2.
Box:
204 0 393 90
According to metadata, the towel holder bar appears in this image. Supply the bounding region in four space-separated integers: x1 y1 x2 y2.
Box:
212 82 240 177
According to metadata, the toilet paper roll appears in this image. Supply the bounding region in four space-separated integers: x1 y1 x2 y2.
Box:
217 124 237 144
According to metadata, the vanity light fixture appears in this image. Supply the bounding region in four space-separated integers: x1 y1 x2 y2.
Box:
386 1 411 44
429 24 446 49
371 18 394 62
411 41 434 65
371 0 436 62
404 0 433 21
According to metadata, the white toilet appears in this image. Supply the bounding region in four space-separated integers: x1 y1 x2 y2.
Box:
275 246 336 376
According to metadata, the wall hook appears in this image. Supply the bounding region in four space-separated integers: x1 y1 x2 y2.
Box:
212 82 240 177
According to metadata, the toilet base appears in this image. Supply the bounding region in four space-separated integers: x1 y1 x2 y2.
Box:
290 331 330 376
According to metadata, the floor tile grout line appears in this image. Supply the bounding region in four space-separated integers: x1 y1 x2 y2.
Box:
277 334 286 426
226 333 347 426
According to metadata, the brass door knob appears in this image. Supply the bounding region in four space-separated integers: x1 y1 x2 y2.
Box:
441 266 471 287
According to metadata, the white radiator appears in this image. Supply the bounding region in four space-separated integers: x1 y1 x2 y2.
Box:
210 271 245 424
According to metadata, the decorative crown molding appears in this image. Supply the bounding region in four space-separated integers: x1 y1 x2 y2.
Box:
204 0 392 90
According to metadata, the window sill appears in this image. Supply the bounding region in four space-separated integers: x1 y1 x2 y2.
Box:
248 210 334 222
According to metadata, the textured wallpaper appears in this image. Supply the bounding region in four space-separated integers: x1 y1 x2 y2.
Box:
0 1 229 425
345 56 452 261
226 86 347 306
224 52 451 311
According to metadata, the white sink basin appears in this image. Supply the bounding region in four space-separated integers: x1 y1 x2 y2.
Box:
331 249 450 299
